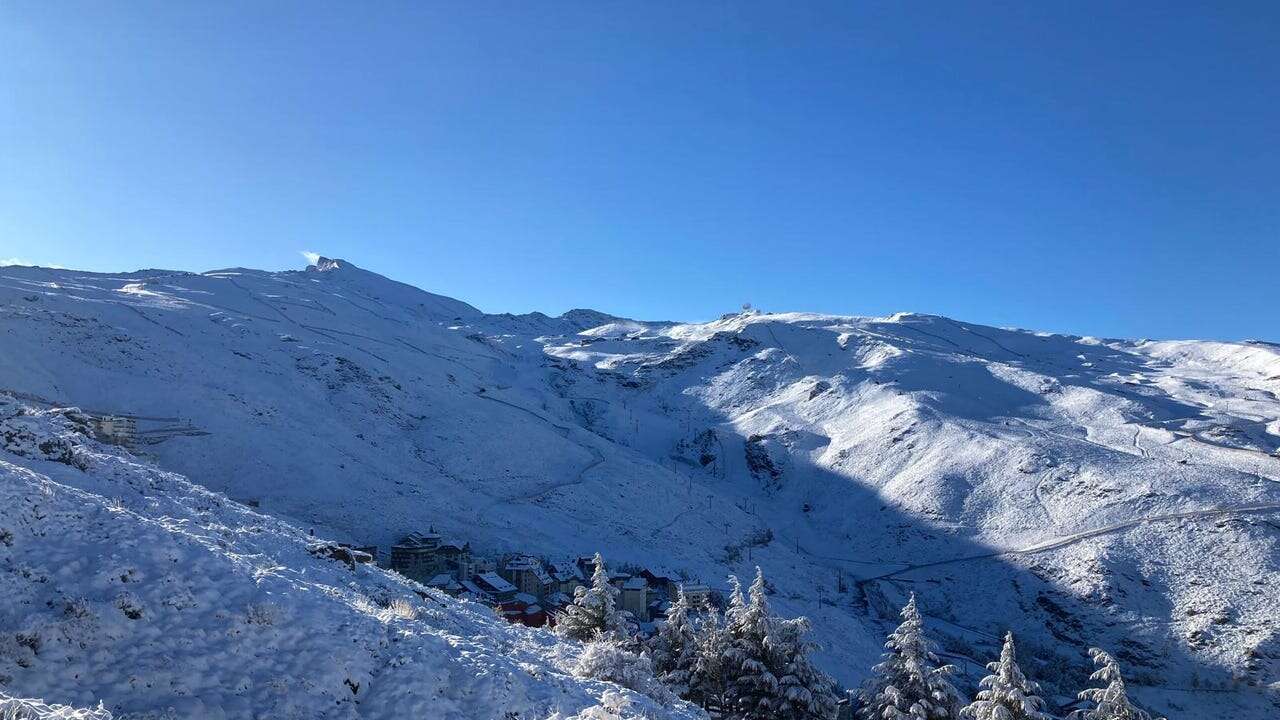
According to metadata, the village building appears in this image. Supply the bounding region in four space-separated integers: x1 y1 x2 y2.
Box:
92 415 137 449
387 529 470 583
548 562 584 596
436 541 473 579
388 529 443 582
621 577 650 622
498 593 548 628
500 555 554 599
457 579 492 604
472 571 518 603
427 574 464 596
680 583 711 607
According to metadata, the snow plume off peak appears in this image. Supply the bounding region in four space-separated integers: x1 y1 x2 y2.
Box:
299 253 340 272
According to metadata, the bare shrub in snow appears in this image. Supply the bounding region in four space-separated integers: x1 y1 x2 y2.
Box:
243 602 277 626
378 597 417 622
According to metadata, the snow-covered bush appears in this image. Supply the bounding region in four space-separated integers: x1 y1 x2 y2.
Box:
0 692 112 720
573 636 675 704
553 690 659 720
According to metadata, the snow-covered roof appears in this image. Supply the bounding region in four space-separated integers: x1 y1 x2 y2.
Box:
473 572 516 594
548 562 582 581
458 579 489 598
622 577 648 590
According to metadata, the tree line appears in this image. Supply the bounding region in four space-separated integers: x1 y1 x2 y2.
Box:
556 553 1166 720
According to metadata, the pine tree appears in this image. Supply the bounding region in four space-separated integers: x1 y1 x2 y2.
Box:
650 585 698 692
724 568 780 719
960 632 1052 720
769 612 840 720
1068 648 1164 720
858 593 963 720
723 568 840 720
556 552 623 642
687 597 731 713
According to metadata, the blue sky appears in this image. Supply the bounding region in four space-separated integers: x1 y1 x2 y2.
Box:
2 2 1276 340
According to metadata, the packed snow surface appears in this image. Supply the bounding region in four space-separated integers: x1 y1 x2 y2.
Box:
1 259 1278 717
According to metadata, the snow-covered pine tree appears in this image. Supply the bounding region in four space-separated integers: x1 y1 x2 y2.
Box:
724 567 839 720
650 585 698 692
556 552 623 642
724 568 780 719
1068 648 1164 720
725 573 746 626
769 611 840 720
858 593 963 720
959 632 1052 720
687 597 731 713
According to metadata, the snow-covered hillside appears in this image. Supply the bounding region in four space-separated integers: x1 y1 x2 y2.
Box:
0 398 701 719
1 259 1277 717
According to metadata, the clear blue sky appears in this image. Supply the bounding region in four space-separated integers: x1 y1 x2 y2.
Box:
2 2 1276 340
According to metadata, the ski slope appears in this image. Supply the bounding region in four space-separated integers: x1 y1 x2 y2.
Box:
1 258 1277 717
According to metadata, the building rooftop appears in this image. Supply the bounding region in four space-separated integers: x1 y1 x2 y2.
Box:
473 572 517 594
622 577 648 591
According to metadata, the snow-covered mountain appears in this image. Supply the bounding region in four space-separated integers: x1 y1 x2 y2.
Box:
1 259 1277 717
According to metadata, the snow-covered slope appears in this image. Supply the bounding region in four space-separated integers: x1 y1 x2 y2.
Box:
0 398 701 719
1 260 1277 717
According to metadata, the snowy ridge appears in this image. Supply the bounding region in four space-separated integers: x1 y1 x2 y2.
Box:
1 260 1278 717
0 399 701 719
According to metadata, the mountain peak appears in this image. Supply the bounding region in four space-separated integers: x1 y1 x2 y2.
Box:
305 256 346 273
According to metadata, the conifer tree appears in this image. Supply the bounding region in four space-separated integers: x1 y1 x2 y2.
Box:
1068 648 1164 720
769 611 840 720
650 585 698 691
960 632 1052 720
556 552 623 642
858 593 962 720
724 568 780 718
687 597 731 713
724 568 839 720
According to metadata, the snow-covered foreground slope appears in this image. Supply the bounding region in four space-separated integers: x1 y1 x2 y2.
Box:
0 399 702 719
1 259 1278 717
